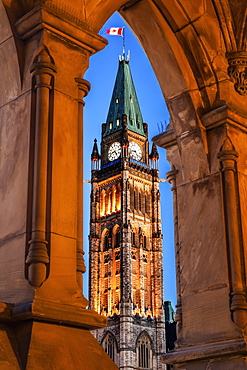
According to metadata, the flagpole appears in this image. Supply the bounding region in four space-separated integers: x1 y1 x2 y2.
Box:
122 26 125 60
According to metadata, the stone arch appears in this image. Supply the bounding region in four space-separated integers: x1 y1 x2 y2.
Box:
135 331 153 369
135 330 154 351
112 224 121 248
101 331 119 362
101 228 110 251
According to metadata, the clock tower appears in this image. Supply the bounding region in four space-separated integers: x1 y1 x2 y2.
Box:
89 58 166 370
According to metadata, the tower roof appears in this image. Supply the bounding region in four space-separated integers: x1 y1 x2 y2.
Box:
103 60 146 137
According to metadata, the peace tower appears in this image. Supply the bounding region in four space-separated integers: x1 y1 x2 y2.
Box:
89 58 166 370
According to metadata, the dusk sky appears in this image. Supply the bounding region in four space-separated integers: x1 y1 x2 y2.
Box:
83 12 176 309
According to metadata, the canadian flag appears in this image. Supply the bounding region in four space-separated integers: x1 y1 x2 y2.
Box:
106 27 124 36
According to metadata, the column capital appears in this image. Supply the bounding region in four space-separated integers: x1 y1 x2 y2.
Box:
15 4 107 55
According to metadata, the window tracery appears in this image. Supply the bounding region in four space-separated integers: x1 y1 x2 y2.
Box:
102 333 117 362
136 333 152 369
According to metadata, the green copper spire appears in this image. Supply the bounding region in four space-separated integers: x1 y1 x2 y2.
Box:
103 60 146 137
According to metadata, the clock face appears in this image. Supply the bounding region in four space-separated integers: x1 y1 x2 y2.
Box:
108 142 121 161
129 141 142 161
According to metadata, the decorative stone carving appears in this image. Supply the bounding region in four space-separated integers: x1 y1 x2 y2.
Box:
75 78 91 289
217 137 247 330
166 168 181 334
33 0 96 31
26 46 56 288
227 53 247 95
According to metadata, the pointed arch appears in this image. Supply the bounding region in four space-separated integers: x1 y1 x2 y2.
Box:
101 228 110 251
100 189 106 216
101 331 118 362
136 331 153 370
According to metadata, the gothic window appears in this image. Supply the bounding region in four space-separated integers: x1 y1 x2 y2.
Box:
130 185 134 210
102 333 117 362
145 193 151 217
143 236 147 250
112 186 116 213
116 183 121 211
136 333 152 369
134 188 139 211
116 119 120 126
106 188 112 214
131 232 135 246
103 233 109 251
100 189 106 216
114 229 120 247
139 191 142 213
103 252 109 311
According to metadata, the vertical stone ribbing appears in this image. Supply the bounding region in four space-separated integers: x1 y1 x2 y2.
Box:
75 78 90 291
217 137 247 329
26 47 56 288
166 168 181 333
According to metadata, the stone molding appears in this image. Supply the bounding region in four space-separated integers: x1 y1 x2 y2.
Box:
14 5 107 55
162 337 247 365
217 138 247 331
75 78 91 289
166 168 182 335
213 0 247 95
33 0 96 32
0 299 107 330
26 46 56 288
227 52 247 96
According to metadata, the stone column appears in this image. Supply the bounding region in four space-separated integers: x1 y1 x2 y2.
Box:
217 137 247 329
75 78 91 291
0 3 119 369
154 105 247 370
166 168 181 333
26 47 56 288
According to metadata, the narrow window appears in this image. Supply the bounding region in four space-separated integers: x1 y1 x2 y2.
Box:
109 122 113 129
116 119 120 126
137 333 152 369
102 333 117 362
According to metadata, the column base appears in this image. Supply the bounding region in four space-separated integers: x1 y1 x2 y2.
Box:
162 337 247 369
0 300 119 370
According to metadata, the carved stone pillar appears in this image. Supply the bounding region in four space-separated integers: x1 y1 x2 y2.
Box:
166 168 181 333
0 2 118 369
26 47 56 288
75 78 91 290
217 137 247 330
154 105 247 369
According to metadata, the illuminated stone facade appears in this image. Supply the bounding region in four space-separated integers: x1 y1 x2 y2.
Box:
89 59 165 370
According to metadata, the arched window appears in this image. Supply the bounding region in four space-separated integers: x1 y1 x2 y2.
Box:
139 190 142 213
136 333 152 369
145 192 151 217
102 333 117 362
130 185 134 210
116 183 121 211
106 188 112 214
134 188 139 211
115 228 120 247
100 189 106 216
112 186 116 212
103 233 109 251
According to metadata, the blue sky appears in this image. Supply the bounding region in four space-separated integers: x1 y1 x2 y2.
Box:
83 12 176 309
